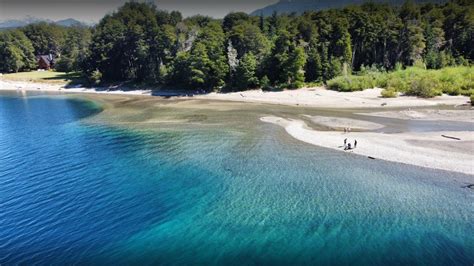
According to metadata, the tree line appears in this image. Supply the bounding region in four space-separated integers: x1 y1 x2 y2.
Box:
0 0 472 91
0 22 91 74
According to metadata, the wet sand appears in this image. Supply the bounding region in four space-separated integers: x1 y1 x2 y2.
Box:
358 109 474 122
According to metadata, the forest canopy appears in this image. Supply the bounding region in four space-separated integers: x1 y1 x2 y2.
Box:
0 0 472 92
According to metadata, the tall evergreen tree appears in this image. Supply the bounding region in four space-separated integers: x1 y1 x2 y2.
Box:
22 22 65 56
85 2 181 82
187 21 229 90
0 30 36 73
234 52 258 90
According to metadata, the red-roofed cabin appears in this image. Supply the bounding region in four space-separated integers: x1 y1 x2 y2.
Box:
37 54 55 70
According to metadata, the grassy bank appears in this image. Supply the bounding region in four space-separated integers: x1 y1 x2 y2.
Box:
327 66 474 98
0 71 84 86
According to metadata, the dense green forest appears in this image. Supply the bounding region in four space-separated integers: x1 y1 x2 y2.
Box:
0 0 472 93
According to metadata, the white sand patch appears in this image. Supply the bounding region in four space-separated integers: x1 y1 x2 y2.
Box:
359 109 474 123
303 115 384 130
196 87 470 108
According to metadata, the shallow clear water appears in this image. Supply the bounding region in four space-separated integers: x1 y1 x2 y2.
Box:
0 92 473 265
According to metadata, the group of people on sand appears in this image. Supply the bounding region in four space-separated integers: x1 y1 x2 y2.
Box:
343 138 357 150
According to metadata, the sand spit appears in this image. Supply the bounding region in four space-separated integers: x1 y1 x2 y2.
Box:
261 116 474 175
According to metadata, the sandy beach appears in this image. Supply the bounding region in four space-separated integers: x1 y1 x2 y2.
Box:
0 80 154 96
1 79 472 109
197 87 471 109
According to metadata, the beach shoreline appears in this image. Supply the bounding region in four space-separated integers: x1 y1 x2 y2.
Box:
1 79 471 109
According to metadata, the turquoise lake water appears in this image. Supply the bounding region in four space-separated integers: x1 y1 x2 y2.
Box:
0 92 473 264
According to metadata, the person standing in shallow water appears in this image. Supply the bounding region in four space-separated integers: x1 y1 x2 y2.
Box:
344 138 347 146
354 140 357 148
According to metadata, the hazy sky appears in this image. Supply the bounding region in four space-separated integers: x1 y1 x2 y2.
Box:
0 0 279 22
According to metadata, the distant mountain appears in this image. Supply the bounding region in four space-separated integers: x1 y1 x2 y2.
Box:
54 18 84 27
0 17 46 29
0 17 87 29
250 0 446 16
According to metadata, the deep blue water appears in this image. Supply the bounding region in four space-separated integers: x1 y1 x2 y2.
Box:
0 93 473 265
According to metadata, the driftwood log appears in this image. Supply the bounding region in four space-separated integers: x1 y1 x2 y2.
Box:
441 135 461 140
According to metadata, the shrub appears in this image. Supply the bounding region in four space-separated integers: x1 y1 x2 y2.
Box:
436 66 474 95
289 80 305 89
260 75 270 90
455 56 469 66
460 80 474 96
413 59 427 69
386 76 409 92
470 94 474 106
305 81 322 87
406 76 442 98
374 73 388 88
443 86 461 96
275 83 290 91
381 89 398 98
326 66 473 97
327 75 376 92
327 76 351 91
394 62 403 71
463 89 474 97
55 57 74 73
359 75 377 90
88 70 102 85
